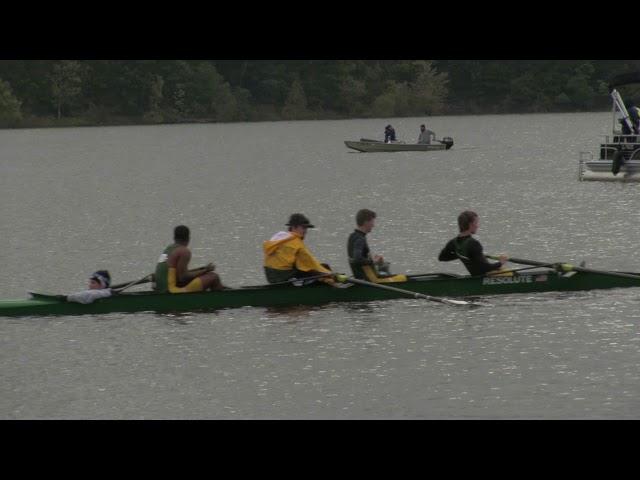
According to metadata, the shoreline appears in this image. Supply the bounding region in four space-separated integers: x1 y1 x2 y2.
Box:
0 108 611 131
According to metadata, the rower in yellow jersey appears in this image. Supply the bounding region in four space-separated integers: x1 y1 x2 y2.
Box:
154 225 225 293
263 213 336 284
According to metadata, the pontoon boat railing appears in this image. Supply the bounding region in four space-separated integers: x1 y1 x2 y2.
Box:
602 134 639 144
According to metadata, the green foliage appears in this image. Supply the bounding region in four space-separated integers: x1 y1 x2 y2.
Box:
50 60 85 119
509 73 542 111
180 62 231 117
370 90 397 117
408 60 448 115
282 76 309 120
144 75 165 123
231 86 253 121
554 92 571 106
0 78 22 126
564 63 597 108
208 68 240 122
338 76 367 116
0 60 637 128
367 61 448 117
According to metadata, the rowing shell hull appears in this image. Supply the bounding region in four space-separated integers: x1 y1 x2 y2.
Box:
345 141 448 153
1 269 639 317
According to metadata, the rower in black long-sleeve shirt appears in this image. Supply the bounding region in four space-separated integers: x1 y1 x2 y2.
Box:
347 209 406 283
438 210 508 276
348 229 374 275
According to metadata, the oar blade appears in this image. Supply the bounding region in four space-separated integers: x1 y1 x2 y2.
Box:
430 295 485 307
440 298 473 306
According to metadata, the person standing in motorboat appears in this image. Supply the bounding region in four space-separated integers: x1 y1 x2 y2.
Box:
417 124 436 144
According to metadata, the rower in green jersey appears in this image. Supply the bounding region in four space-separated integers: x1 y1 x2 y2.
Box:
154 225 224 293
438 210 509 276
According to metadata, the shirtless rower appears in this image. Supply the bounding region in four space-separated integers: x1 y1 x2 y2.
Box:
154 225 224 293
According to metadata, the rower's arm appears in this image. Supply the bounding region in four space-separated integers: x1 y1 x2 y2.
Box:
175 249 197 284
67 288 112 304
438 239 458 261
467 241 503 274
295 245 331 273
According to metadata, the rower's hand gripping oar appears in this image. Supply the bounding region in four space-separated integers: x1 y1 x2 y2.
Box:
337 275 475 306
488 255 640 281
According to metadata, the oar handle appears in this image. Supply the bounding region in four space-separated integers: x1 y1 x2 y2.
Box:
488 255 574 272
110 275 154 290
488 255 545 266
111 274 155 293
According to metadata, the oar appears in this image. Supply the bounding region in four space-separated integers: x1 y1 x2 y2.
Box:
111 274 155 293
488 255 640 281
110 275 154 290
342 276 474 306
110 264 214 292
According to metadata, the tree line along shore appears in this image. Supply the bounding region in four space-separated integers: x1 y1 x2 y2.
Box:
0 60 639 129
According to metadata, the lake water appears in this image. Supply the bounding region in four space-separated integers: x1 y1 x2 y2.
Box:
2 113 640 419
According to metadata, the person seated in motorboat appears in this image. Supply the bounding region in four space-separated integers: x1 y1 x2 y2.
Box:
384 125 397 143
347 209 407 283
627 101 640 134
438 210 510 276
620 118 632 135
67 270 113 304
619 101 640 139
154 225 225 293
417 124 436 144
263 213 337 285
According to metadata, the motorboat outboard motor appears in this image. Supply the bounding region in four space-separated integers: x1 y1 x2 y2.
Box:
441 136 454 150
612 149 626 175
